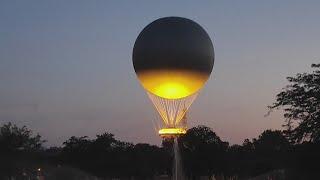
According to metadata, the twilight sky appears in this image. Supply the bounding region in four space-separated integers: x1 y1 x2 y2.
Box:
1 1 320 146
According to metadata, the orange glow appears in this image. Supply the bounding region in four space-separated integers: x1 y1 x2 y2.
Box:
158 128 187 136
136 69 209 99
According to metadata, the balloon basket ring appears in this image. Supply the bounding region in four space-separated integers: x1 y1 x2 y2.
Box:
158 128 186 138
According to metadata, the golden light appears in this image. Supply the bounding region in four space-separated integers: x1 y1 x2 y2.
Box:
158 128 187 137
136 69 209 99
155 82 188 99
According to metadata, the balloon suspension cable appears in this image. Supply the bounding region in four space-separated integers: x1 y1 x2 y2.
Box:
147 92 198 131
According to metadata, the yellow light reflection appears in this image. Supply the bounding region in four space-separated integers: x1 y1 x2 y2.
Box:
136 69 209 99
158 128 187 136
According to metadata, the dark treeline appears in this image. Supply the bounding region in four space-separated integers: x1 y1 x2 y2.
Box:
1 122 320 179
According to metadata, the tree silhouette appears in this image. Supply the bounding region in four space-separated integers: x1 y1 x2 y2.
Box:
0 122 45 179
242 138 254 152
253 130 290 152
61 132 170 179
180 125 229 178
269 63 320 143
251 130 290 176
0 122 45 152
2 123 320 179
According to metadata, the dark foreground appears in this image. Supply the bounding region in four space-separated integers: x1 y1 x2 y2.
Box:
1 123 320 180
0 166 318 180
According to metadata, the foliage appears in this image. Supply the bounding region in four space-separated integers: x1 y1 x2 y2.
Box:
269 64 320 143
180 126 229 177
0 122 45 152
225 129 290 178
0 122 45 178
1 122 320 179
61 133 169 179
253 130 290 152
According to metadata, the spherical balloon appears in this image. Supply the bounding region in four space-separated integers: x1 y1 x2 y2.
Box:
133 17 214 99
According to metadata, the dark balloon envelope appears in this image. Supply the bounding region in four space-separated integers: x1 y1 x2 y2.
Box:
133 17 214 99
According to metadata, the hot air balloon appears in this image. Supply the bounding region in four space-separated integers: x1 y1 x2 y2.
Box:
133 17 214 137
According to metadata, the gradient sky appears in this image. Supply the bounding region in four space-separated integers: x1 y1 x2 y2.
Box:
1 1 320 146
